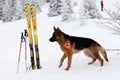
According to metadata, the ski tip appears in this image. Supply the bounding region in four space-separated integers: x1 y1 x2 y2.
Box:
25 4 30 6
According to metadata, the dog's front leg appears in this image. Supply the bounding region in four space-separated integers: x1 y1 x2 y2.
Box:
59 53 67 68
65 53 72 71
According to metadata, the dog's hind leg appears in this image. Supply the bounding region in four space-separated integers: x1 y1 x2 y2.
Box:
89 45 103 67
59 53 67 68
99 47 108 62
84 49 96 65
88 57 96 65
92 52 103 66
97 57 103 66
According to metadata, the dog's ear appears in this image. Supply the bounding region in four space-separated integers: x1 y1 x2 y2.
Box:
53 26 57 31
57 27 61 32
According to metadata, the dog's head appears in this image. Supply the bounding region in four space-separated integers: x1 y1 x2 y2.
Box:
49 27 64 42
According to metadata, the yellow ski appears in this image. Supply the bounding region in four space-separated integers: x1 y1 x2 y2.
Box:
25 4 35 70
31 5 41 69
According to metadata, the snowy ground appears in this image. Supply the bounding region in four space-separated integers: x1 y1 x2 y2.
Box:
0 0 120 80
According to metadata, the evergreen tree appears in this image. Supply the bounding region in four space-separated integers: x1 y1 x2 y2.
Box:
48 0 73 22
2 0 12 22
48 0 63 17
57 0 63 15
0 0 5 20
1 0 41 22
80 0 102 19
60 0 73 21
48 0 59 17
14 0 24 20
2 0 22 22
8 0 18 20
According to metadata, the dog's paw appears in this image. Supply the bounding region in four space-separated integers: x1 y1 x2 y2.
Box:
58 63 62 68
58 65 62 68
64 67 69 71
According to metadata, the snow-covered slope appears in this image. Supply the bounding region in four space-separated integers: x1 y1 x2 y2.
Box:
0 0 120 80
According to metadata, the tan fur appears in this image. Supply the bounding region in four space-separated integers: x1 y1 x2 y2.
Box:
51 27 108 71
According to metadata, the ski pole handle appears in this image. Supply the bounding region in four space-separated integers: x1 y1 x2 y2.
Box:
21 32 24 41
24 29 28 37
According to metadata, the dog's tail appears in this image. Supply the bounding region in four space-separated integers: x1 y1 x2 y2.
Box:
99 46 108 62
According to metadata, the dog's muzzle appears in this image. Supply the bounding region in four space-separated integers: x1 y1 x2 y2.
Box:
49 37 56 42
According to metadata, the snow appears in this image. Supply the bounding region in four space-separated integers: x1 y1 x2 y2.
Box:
0 0 120 80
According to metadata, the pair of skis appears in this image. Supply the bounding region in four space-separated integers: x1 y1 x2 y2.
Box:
17 4 41 73
17 30 28 73
25 4 41 70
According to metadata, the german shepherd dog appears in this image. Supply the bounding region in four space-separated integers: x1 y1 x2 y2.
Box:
49 27 108 71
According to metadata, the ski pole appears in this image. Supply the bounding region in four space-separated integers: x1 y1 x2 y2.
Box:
17 32 24 73
24 29 28 73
